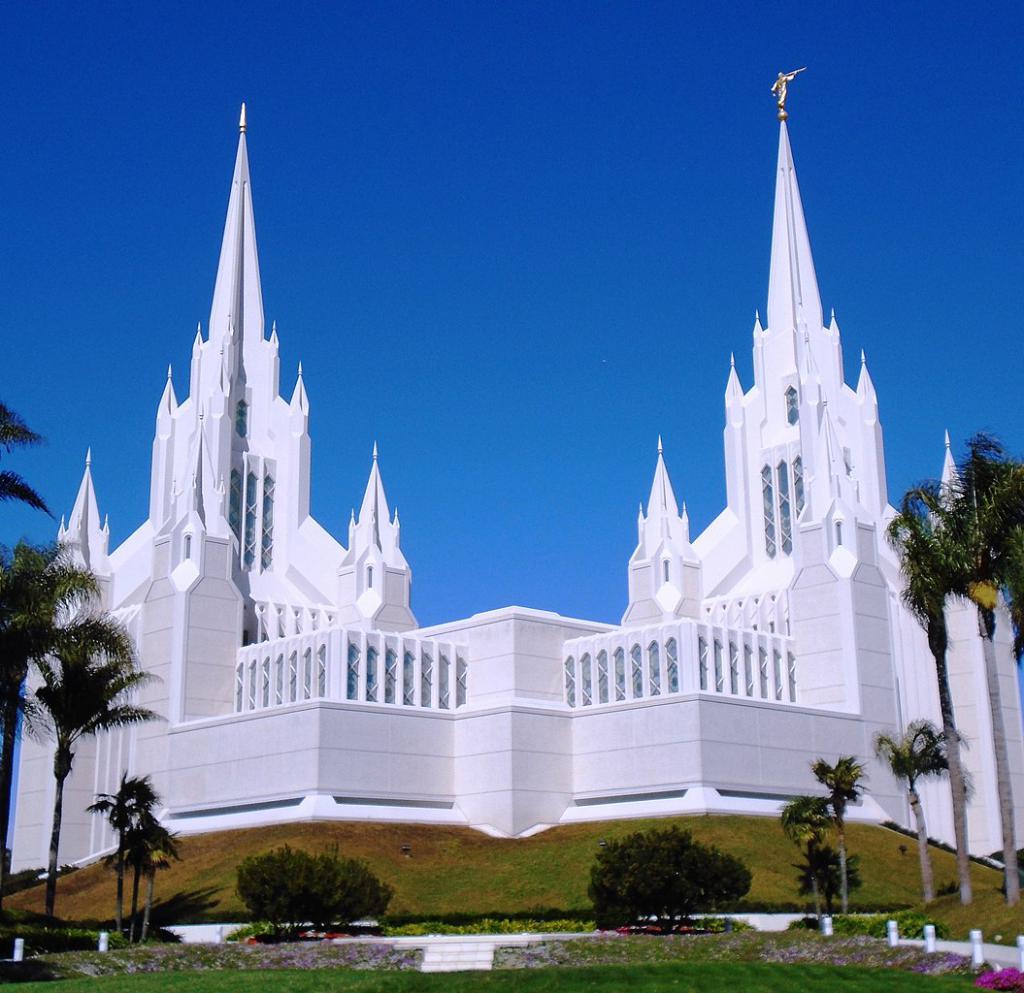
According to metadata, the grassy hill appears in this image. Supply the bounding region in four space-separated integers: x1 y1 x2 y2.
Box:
9 815 1011 937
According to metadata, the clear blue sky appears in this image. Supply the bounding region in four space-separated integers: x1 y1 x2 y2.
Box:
2 1 1022 630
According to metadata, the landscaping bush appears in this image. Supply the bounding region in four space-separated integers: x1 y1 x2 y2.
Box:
588 826 752 930
383 917 595 936
788 910 948 940
976 969 1024 991
0 925 128 955
236 845 392 936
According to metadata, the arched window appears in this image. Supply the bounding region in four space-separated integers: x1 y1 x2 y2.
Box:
758 647 769 698
402 651 415 705
713 640 724 692
439 653 450 709
630 644 643 698
744 644 754 697
384 649 397 703
235 399 248 437
261 658 270 707
421 651 433 707
288 652 298 702
777 461 792 555
581 654 593 706
761 465 777 558
698 637 709 691
788 653 797 702
243 471 258 568
785 386 799 425
366 646 379 702
234 663 244 712
728 642 739 695
613 648 626 701
275 655 284 705
793 456 805 516
564 657 576 707
247 659 257 710
456 657 468 707
647 641 661 696
303 648 313 700
666 638 679 694
773 650 783 701
229 469 242 540
260 473 275 569
597 650 609 704
317 646 327 697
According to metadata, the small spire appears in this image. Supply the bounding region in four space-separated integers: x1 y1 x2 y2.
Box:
270 320 279 346
102 514 109 533
753 311 764 335
59 514 66 531
239 102 247 133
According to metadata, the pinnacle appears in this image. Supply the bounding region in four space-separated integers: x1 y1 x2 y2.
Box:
657 434 663 455
730 352 736 368
85 447 92 467
860 349 866 365
944 429 951 450
167 363 173 380
239 102 247 133
372 441 378 461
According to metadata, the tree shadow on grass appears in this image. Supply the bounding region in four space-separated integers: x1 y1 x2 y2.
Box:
149 887 221 927
0 959 62 983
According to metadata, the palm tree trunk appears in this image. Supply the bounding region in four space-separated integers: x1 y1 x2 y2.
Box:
45 749 72 918
908 786 935 903
978 608 1020 905
141 870 154 942
837 822 849 914
128 863 142 942
810 870 821 918
0 688 24 912
114 845 125 934
929 620 972 903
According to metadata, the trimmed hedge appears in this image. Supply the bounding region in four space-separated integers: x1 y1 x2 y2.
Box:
0 925 128 956
788 910 949 940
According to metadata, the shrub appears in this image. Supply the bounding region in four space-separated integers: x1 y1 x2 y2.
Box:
976 969 1024 991
383 917 595 936
236 846 392 936
0 925 128 956
787 910 949 939
588 826 752 930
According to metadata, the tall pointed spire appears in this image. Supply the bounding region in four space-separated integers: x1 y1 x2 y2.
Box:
647 438 680 523
59 449 108 572
357 445 391 552
766 122 823 338
208 104 265 359
941 430 958 487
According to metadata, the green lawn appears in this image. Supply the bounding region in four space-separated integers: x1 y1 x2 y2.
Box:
2 965 978 993
10 815 1003 931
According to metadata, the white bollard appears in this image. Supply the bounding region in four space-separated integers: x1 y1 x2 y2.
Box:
970 929 984 967
97 931 109 953
821 915 833 937
1016 935 1023 971
218 925 226 944
887 920 899 948
12 938 24 962
924 924 936 953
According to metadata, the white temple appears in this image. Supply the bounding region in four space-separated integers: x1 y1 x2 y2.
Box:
12 104 1024 868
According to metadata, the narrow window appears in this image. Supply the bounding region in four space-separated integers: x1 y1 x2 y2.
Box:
744 645 754 697
581 653 593 706
367 565 373 588
317 645 327 697
630 644 643 698
564 657 576 707
666 638 679 694
421 651 433 707
773 650 783 701
235 663 244 711
648 641 661 696
758 647 769 698
785 386 799 425
793 456 805 516
346 643 360 700
439 654 450 709
366 646 379 702
762 465 777 558
777 461 792 555
663 560 670 583
184 534 192 560
261 658 270 707
597 650 609 704
729 642 739 695
384 649 397 703
235 399 248 437
229 469 242 540
260 473 275 569
787 653 797 702
713 640 724 692
247 659 257 710
275 655 284 705
698 637 709 691
835 520 844 546
288 652 298 702
613 648 626 701
243 471 258 568
456 657 468 707
402 651 415 705
303 648 312 700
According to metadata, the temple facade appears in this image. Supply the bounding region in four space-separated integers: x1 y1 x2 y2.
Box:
12 106 1024 869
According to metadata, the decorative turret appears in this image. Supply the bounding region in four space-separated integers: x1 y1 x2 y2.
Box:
622 439 702 625
59 449 110 576
335 446 416 631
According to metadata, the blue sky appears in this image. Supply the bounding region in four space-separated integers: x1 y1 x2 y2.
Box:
1 1 1022 629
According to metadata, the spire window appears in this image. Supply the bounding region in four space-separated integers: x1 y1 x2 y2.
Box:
303 648 312 700
666 639 679 694
366 646 379 702
698 637 709 691
630 644 643 698
759 647 769 698
261 473 275 569
439 654 450 709
261 658 270 708
729 642 739 695
793 457 805 516
744 645 754 697
613 648 626 701
581 654 593 706
761 465 777 558
785 386 799 425
713 640 724 693
317 646 327 697
647 641 661 696
777 461 793 555
288 652 298 702
384 649 397 703
243 471 258 568
402 651 415 705
235 400 248 438
247 660 256 710
275 655 284 705
229 469 242 540
421 651 433 707
597 650 609 704
773 650 783 701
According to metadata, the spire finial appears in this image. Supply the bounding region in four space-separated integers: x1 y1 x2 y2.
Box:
297 359 303 377
657 434 663 455
85 447 92 467
730 352 736 369
860 348 866 365
239 102 247 133
372 441 378 462
771 67 807 121
944 429 951 450
167 363 173 380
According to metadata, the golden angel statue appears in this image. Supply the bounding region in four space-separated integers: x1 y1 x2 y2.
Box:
771 67 806 120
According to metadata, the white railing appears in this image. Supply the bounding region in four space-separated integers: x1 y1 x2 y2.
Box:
561 616 797 710
235 627 469 714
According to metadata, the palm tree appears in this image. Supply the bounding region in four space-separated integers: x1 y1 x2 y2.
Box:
88 774 160 934
888 488 974 904
780 795 831 916
811 756 866 914
940 435 1024 905
0 543 102 908
0 403 49 513
34 622 154 917
137 822 179 942
874 721 948 903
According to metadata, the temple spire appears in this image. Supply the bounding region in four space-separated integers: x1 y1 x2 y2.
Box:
59 449 108 572
766 121 823 339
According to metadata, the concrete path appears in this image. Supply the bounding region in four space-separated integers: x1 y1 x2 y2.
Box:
900 937 1022 970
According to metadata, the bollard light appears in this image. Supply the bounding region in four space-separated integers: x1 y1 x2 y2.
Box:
886 920 899 948
924 924 936 954
98 931 109 953
822 915 833 937
12 938 24 962
970 929 984 967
